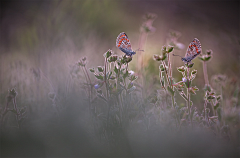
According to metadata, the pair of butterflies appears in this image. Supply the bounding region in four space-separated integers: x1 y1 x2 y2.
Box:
116 32 202 63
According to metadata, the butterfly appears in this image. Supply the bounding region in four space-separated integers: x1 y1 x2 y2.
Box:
116 32 136 56
173 38 202 63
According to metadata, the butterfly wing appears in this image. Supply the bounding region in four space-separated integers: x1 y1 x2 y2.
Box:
184 38 202 62
116 32 133 54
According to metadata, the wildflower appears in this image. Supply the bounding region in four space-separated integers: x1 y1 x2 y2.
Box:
94 84 100 89
182 77 187 83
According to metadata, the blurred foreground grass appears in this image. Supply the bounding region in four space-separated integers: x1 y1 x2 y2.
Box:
0 98 238 157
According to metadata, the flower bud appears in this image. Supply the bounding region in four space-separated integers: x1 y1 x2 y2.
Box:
191 69 197 75
104 49 112 58
97 66 104 72
186 63 194 68
108 55 118 62
206 49 213 55
9 88 17 98
97 89 102 94
82 57 87 61
161 46 167 55
177 66 186 72
89 68 95 73
167 45 174 53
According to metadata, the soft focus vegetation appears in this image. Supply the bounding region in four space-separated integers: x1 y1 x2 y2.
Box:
0 0 239 157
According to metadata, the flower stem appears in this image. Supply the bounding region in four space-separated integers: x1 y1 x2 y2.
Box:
203 61 209 85
13 97 20 129
186 67 192 127
104 57 109 100
162 61 171 87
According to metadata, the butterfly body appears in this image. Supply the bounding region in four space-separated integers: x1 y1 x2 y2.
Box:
116 32 136 56
181 38 201 63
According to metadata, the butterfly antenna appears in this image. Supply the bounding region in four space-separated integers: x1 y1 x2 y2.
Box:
135 48 144 52
172 54 182 58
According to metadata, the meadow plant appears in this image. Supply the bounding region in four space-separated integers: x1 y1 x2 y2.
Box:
75 50 143 149
153 44 200 129
199 49 240 145
152 40 239 147
77 56 94 111
0 88 27 129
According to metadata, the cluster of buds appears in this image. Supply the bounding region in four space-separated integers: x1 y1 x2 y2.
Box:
190 69 197 80
103 49 113 59
173 81 185 91
159 64 168 72
121 55 132 64
177 66 186 72
77 57 87 67
153 45 174 61
177 66 197 82
140 13 157 33
203 84 212 92
205 91 221 110
212 74 227 84
7 88 17 103
199 49 213 62
128 70 138 82
108 55 118 62
185 62 194 68
188 86 199 95
211 74 227 90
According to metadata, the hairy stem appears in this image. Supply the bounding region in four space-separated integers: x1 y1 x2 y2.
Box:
186 67 192 126
203 61 209 85
13 97 20 129
162 61 171 86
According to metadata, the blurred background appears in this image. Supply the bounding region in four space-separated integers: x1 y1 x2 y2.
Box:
0 0 239 157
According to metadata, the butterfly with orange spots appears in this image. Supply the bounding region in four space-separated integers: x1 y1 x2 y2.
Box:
173 38 202 64
116 32 136 56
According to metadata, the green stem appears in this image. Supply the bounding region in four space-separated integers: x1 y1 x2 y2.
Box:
104 57 109 100
186 67 192 127
105 57 110 128
203 61 209 85
204 99 207 120
171 95 180 127
220 85 225 125
81 66 91 112
13 97 20 129
167 53 173 88
162 61 171 86
1 102 10 128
